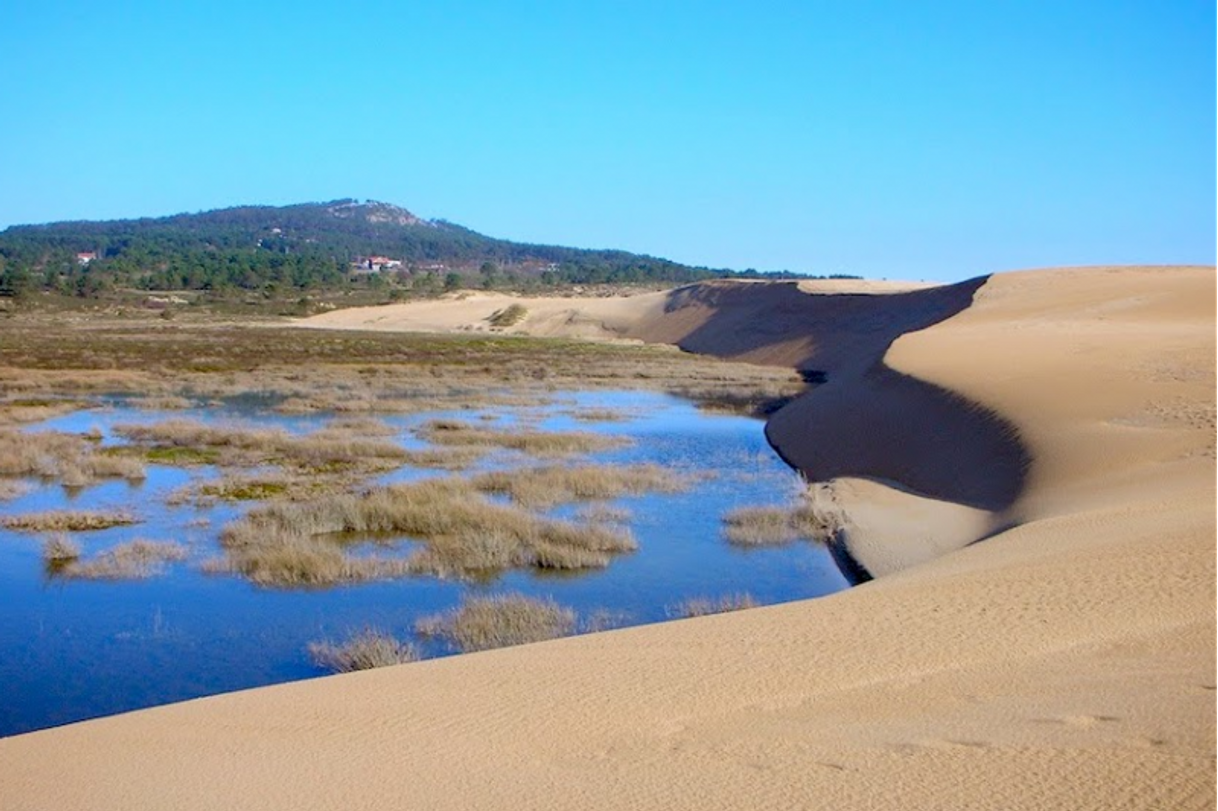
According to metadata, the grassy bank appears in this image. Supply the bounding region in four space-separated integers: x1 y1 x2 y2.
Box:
0 314 804 422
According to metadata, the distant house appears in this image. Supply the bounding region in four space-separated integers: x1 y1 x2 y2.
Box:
357 256 403 271
76 252 97 265
369 256 402 270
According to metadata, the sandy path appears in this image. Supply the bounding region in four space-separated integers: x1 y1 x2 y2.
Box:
1 266 1213 810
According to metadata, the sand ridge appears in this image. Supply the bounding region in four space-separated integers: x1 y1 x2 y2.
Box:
1 266 1213 810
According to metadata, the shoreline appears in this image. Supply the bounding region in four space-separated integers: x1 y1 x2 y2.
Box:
1 265 1212 811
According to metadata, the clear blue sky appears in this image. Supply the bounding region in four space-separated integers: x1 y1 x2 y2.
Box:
2 1 1213 280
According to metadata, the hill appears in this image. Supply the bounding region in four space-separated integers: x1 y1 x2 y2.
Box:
0 199 816 300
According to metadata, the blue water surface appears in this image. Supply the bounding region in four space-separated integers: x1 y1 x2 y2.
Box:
0 391 847 737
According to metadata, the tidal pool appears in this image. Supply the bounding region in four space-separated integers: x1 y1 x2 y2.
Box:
0 391 847 737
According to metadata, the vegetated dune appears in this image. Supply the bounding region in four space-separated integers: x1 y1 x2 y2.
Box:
297 289 673 340
292 277 933 342
2 266 1214 811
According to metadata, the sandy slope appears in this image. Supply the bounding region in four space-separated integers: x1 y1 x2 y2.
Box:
297 290 671 341
293 278 931 342
2 266 1214 810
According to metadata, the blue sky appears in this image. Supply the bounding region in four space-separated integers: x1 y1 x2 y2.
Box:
1 1 1213 280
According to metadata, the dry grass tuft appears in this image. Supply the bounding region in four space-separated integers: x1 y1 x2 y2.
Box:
3 509 140 532
320 416 399 437
669 593 758 618
191 475 293 502
114 418 408 475
471 464 687 508
0 430 145 486
416 419 630 457
46 538 188 580
42 533 82 572
416 594 577 652
722 506 802 546
400 447 487 470
215 477 635 587
308 629 419 672
0 398 89 425
722 500 840 547
567 408 630 423
207 524 413 587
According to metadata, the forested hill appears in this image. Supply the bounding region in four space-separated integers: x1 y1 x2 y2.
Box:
0 199 801 299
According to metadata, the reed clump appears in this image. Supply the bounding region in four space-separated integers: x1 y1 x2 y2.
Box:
113 418 408 473
471 464 687 508
670 593 758 618
201 529 412 587
43 537 188 580
416 593 577 652
308 629 420 673
399 447 487 470
41 533 82 573
217 478 635 587
191 475 292 502
3 510 140 532
416 419 630 457
0 398 88 426
721 500 839 547
0 430 146 486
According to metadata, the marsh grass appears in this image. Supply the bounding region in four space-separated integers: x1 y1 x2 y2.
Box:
416 419 630 457
44 537 188 580
669 593 758 618
308 629 419 672
319 416 398 437
0 430 146 486
415 594 577 652
169 474 297 505
200 531 413 587
567 408 630 423
400 447 487 470
722 506 801 546
1 318 804 421
113 419 408 474
143 446 222 466
3 509 140 532
60 453 147 488
471 464 687 508
41 533 82 574
0 398 90 426
721 500 839 547
216 478 635 587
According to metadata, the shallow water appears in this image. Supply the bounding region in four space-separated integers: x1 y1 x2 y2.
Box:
0 391 847 737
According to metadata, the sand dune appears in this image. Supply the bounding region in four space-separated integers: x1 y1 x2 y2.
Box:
2 266 1213 810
